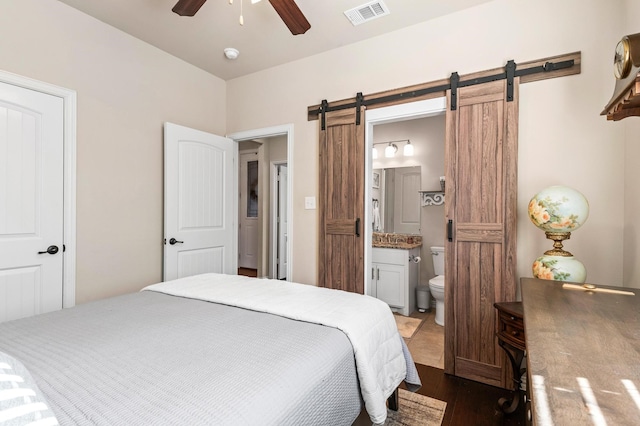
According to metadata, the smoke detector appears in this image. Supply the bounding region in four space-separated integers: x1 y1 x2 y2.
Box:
224 48 239 60
344 1 390 26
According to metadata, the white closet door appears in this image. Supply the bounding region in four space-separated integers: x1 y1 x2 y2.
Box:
0 81 64 322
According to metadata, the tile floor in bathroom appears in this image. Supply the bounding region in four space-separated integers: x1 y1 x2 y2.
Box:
403 308 444 369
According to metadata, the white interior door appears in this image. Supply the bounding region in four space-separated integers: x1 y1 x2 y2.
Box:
164 122 235 281
238 151 258 269
0 81 64 322
277 164 288 279
393 167 421 234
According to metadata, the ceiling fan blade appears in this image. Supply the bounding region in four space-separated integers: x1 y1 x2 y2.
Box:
268 0 311 35
172 0 208 17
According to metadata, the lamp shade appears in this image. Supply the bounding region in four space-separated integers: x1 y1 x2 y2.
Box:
385 144 397 158
528 185 589 233
372 147 378 159
403 141 414 156
533 254 587 283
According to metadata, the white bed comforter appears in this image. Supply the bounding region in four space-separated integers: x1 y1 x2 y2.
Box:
143 273 408 424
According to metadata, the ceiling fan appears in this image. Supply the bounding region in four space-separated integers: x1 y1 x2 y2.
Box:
172 0 311 35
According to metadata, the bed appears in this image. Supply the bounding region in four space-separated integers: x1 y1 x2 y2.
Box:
0 273 421 425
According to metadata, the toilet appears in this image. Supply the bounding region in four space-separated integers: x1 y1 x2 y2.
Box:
429 246 445 326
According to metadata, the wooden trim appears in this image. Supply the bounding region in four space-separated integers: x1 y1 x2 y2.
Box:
308 51 580 121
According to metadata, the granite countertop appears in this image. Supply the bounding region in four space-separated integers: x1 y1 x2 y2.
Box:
372 241 422 249
372 232 422 249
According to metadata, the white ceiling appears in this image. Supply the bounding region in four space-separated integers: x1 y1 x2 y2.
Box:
57 0 493 81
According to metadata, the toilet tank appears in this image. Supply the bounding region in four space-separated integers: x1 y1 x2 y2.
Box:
430 246 445 276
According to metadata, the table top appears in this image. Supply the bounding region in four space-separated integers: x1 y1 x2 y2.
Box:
521 277 640 426
494 301 523 318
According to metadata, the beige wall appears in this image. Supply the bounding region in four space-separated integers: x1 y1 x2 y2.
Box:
623 0 640 288
0 0 226 302
1 0 633 303
227 0 627 288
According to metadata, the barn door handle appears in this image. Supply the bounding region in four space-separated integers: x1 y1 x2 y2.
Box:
447 220 453 242
355 218 361 237
169 238 184 245
38 245 59 255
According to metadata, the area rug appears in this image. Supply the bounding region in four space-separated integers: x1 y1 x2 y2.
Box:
386 389 447 426
394 315 424 339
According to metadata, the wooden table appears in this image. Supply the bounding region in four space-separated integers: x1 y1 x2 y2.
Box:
494 301 526 414
521 277 640 425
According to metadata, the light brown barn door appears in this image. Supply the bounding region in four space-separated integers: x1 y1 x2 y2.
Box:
444 79 518 387
318 106 365 293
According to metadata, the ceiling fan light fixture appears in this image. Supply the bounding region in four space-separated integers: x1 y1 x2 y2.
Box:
224 48 240 60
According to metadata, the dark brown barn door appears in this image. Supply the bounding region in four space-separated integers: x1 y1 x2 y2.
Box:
318 107 365 293
444 79 518 387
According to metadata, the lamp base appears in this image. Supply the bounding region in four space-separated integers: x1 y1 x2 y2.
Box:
543 232 573 256
532 254 586 283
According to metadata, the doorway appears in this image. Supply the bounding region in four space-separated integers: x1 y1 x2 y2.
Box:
238 148 259 272
228 125 293 280
365 98 446 294
365 98 447 370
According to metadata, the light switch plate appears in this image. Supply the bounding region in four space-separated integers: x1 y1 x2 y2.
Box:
305 196 316 210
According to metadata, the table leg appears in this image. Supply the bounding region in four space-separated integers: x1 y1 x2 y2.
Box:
498 340 525 414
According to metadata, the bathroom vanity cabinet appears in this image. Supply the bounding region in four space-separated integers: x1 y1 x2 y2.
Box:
371 247 419 316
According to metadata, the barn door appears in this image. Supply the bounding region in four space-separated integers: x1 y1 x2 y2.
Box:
318 107 365 293
444 79 518 387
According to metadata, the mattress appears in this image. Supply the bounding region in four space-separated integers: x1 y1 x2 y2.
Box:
0 291 362 425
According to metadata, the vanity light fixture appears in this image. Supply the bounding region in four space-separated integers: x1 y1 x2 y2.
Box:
384 143 398 158
403 140 414 156
372 139 412 158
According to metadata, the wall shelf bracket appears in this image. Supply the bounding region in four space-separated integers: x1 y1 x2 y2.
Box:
420 191 445 206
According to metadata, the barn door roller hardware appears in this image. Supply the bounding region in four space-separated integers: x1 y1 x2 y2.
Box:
312 52 580 124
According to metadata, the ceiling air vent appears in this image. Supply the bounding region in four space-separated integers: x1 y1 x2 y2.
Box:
344 1 390 26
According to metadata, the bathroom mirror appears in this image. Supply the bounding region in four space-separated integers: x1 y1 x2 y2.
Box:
372 166 421 234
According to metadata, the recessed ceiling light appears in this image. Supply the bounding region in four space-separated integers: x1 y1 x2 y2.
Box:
224 48 240 60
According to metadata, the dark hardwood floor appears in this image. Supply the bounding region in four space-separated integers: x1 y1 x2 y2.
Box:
238 267 257 277
415 363 526 426
354 363 526 425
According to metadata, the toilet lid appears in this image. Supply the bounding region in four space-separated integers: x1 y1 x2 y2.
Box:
429 275 444 288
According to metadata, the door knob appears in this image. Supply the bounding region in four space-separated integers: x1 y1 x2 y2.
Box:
38 245 59 255
169 238 184 245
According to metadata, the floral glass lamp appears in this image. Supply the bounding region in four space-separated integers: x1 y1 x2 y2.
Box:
528 185 589 283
